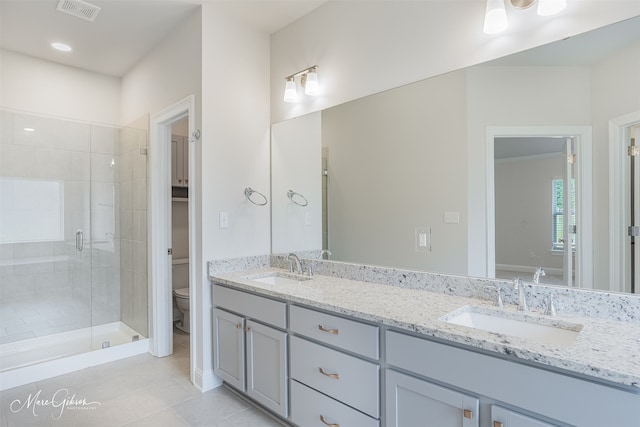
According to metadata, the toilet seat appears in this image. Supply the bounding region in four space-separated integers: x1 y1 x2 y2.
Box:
173 287 189 298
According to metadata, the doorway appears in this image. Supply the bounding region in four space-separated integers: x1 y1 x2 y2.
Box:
486 126 593 289
609 112 640 294
149 96 197 384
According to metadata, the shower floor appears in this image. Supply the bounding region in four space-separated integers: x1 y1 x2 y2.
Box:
0 321 143 373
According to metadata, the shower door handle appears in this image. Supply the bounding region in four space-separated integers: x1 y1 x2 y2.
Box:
76 230 84 252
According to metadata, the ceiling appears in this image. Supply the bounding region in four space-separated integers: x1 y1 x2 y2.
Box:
0 0 326 77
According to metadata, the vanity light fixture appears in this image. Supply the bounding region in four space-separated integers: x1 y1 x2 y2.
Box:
283 65 320 103
484 0 567 34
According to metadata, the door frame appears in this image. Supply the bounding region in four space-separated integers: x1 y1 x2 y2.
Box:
148 96 196 380
609 111 640 293
486 126 593 288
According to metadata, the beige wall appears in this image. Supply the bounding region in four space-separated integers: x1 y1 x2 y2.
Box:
322 69 468 274
495 155 565 271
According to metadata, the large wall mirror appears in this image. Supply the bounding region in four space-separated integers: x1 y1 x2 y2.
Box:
271 15 640 294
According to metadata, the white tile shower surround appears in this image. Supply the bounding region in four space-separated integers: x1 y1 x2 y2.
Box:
0 332 286 427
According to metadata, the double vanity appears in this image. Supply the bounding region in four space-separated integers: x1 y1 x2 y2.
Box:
208 256 640 427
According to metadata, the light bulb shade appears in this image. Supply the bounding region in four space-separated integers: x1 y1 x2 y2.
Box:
304 70 320 96
283 79 297 103
537 0 567 16
483 0 508 34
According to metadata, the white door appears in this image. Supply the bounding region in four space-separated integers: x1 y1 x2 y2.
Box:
563 137 575 287
632 127 640 293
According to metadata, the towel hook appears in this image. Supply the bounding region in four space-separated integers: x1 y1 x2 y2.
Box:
244 187 268 206
287 189 308 207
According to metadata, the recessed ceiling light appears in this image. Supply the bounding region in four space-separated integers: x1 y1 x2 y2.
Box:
51 42 73 52
23 128 35 132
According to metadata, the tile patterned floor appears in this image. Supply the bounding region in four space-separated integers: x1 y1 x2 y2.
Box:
0 330 287 426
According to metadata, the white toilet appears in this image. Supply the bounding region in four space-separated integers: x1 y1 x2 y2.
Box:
173 287 190 333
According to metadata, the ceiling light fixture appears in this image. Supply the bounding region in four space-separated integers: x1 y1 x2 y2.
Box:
484 0 567 34
51 42 73 52
283 66 320 103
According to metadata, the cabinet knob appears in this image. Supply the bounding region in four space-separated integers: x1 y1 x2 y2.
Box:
463 409 473 419
235 324 242 329
178 179 182 183
318 367 340 380
244 326 250 332
318 324 339 335
493 422 504 427
319 415 339 427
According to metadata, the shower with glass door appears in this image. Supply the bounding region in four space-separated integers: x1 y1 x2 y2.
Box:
0 109 149 381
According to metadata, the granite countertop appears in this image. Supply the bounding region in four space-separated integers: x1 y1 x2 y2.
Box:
210 267 640 390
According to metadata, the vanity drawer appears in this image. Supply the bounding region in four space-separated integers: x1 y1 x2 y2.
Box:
290 336 380 418
212 284 286 329
290 305 379 359
290 380 379 427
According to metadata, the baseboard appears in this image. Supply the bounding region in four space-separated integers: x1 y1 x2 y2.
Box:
194 367 222 392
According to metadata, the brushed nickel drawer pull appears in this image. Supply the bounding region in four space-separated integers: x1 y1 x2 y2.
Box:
318 367 340 379
319 415 339 427
493 422 504 427
318 324 339 335
463 409 473 419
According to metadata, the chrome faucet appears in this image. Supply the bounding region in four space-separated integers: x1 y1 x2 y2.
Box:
513 278 529 312
533 267 546 284
319 249 332 260
287 253 303 275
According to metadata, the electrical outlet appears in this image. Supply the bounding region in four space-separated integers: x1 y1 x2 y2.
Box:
415 227 431 252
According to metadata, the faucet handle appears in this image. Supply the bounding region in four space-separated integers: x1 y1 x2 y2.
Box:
306 262 314 277
491 286 504 308
544 294 558 316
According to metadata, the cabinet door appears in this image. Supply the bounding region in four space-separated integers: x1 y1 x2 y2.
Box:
491 406 557 427
182 136 189 187
245 320 288 418
213 308 245 391
386 370 479 427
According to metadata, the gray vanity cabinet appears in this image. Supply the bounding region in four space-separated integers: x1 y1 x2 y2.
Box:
212 285 288 418
212 308 245 390
289 305 380 427
386 369 480 427
491 406 556 427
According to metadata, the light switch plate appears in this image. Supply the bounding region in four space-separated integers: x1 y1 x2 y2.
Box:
219 211 229 229
444 211 460 224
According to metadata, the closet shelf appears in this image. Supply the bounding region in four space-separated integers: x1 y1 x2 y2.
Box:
172 258 189 265
172 197 188 202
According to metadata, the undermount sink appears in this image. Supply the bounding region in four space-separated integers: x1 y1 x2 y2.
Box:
245 271 311 286
441 306 583 347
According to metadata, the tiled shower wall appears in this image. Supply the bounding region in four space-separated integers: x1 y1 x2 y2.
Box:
0 110 148 345
119 126 148 337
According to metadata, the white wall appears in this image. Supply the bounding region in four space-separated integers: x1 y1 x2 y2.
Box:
199 2 271 390
271 112 322 254
271 1 640 124
120 10 202 126
0 49 120 124
591 40 640 289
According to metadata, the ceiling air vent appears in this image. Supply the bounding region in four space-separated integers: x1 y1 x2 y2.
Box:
56 0 101 22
